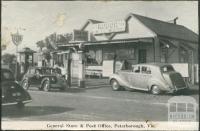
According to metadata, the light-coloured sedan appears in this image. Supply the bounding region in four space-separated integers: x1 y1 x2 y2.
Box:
109 63 188 95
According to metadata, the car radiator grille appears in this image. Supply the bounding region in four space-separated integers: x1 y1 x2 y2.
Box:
169 73 186 88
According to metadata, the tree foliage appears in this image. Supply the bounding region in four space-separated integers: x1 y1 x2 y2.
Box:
35 33 72 63
2 53 16 64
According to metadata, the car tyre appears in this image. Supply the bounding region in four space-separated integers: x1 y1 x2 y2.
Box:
43 80 50 92
111 79 121 91
151 85 161 95
22 79 29 90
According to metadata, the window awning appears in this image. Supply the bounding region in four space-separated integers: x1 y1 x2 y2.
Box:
180 42 196 50
85 38 153 46
160 39 196 50
160 39 177 48
57 50 70 55
57 38 153 47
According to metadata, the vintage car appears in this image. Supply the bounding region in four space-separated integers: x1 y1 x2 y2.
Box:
1 68 32 108
109 63 188 94
21 66 67 91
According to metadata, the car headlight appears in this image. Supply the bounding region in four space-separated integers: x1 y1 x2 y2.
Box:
51 77 56 82
15 81 19 84
10 86 15 89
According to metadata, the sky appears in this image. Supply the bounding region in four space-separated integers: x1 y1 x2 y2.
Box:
2 1 198 55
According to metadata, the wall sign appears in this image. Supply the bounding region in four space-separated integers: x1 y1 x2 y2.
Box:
72 30 88 41
92 20 126 34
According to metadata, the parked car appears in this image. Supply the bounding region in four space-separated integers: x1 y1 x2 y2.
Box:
109 63 189 95
1 68 32 108
21 66 67 91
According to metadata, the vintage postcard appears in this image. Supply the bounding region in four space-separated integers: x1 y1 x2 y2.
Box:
1 1 199 130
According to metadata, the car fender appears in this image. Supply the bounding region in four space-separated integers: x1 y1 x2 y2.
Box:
147 78 168 91
21 78 29 86
41 77 50 87
109 74 130 87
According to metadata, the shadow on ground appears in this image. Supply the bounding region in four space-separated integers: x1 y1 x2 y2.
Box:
174 88 199 96
2 106 74 118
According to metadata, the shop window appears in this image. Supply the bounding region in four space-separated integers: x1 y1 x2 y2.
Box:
103 52 115 60
116 48 135 60
180 47 188 63
86 49 102 66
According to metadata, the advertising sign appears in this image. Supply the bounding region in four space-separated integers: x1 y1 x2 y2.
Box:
92 20 126 34
103 60 114 77
73 30 88 42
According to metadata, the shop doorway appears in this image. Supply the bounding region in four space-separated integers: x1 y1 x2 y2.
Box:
138 49 147 63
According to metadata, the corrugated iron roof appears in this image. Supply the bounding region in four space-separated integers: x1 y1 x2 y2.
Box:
129 13 198 43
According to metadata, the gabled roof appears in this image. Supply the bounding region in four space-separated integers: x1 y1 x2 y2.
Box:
80 19 103 30
126 13 198 43
18 47 36 53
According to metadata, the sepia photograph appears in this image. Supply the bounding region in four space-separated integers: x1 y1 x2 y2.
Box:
1 1 199 130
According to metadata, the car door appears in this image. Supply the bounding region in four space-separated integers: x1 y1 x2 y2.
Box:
129 65 141 88
118 70 131 86
28 68 38 85
139 66 152 90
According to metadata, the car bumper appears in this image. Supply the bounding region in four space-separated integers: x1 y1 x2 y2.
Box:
167 87 188 93
2 99 32 106
50 83 66 88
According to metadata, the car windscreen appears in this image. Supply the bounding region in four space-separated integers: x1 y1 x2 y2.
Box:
1 70 15 81
41 68 60 75
160 65 175 73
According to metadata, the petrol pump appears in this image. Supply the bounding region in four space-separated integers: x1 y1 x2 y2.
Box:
18 47 36 75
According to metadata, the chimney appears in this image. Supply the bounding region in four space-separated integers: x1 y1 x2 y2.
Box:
173 17 178 24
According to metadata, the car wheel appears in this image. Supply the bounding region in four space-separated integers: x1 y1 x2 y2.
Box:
111 79 121 91
22 80 29 90
43 80 50 92
151 85 161 95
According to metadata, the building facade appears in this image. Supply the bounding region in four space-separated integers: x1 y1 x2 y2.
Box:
54 13 198 83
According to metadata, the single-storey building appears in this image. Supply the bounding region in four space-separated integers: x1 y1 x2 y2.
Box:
53 13 198 83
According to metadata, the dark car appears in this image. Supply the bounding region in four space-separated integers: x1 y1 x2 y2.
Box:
1 68 32 108
109 63 188 95
21 66 67 91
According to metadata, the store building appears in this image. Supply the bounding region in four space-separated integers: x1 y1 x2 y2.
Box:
55 13 198 83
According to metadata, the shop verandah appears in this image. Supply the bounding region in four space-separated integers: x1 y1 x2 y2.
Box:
36 13 199 86
48 37 198 86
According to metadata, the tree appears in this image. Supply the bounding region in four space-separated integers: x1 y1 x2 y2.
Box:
36 40 46 51
2 53 16 64
42 49 51 62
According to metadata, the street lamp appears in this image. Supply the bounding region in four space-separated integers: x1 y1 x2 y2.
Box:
11 30 23 80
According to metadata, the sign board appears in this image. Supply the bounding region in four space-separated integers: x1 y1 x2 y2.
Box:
72 30 88 42
171 63 189 77
92 20 126 34
115 61 124 73
71 53 80 61
103 60 114 77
